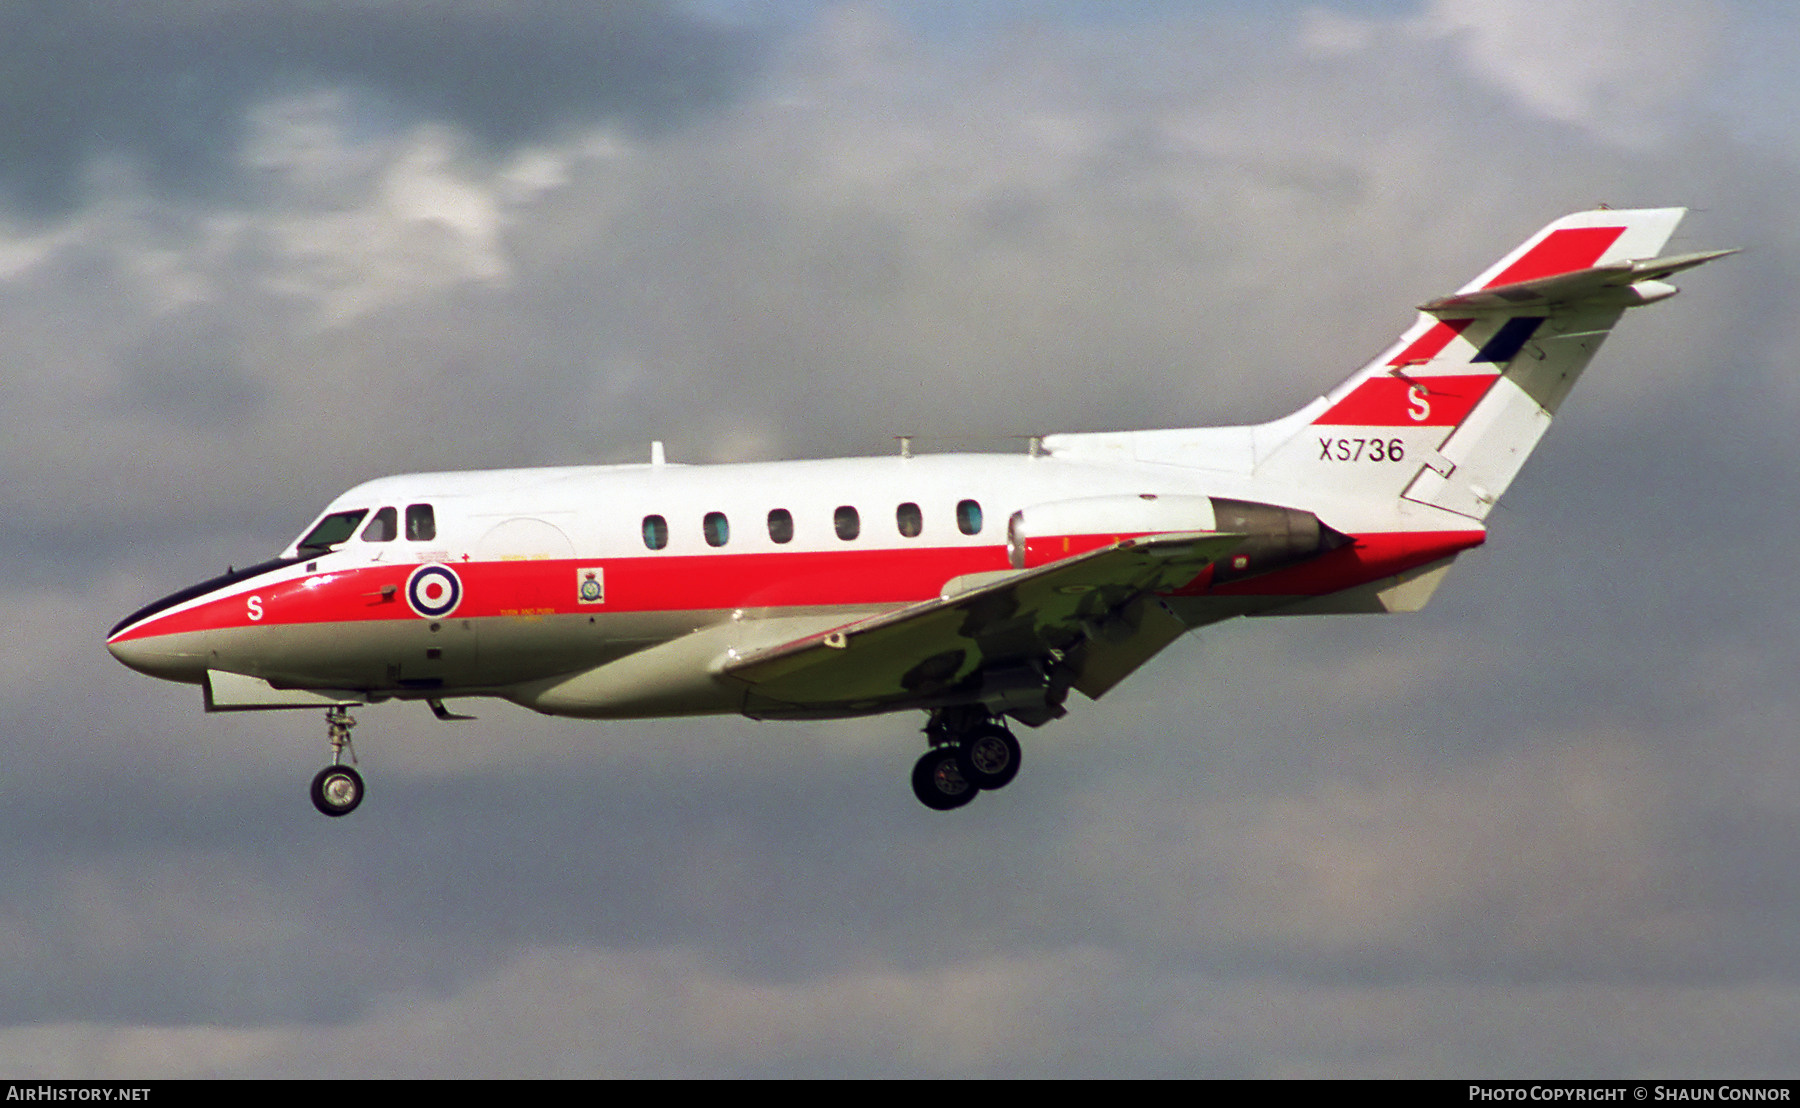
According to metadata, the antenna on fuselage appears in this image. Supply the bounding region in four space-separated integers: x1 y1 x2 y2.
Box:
651 440 666 467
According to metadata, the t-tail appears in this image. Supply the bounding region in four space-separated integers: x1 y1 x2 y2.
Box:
1045 207 1734 526
1250 207 1735 519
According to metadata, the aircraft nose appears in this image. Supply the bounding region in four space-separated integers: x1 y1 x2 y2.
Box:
107 565 266 685
106 629 208 684
107 556 298 686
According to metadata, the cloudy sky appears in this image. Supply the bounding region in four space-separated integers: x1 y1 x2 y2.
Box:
5 0 1798 1077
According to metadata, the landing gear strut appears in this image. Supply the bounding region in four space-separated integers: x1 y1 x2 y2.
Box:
309 705 364 817
910 709 1023 811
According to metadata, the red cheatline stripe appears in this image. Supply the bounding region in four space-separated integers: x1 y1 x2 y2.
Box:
1388 318 1473 366
1182 529 1488 597
111 545 1016 640
1484 225 1626 288
114 529 1492 641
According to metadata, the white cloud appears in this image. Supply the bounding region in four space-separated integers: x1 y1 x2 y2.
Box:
9 944 1800 1076
1297 7 1381 57
1416 0 1723 142
0 945 1129 1077
1302 0 1725 145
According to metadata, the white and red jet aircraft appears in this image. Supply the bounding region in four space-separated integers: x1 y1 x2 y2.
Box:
108 207 1731 816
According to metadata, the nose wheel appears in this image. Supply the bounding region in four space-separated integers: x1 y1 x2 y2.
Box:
310 705 365 817
310 764 364 817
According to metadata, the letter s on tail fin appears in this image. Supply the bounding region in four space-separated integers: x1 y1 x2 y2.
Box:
1255 207 1734 520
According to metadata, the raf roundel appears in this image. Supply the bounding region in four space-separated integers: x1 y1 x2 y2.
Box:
406 564 463 619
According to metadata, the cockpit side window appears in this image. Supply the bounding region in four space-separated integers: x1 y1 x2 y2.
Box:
361 507 398 542
298 509 369 554
405 503 436 542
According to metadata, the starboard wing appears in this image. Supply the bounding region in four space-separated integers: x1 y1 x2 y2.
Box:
717 531 1245 717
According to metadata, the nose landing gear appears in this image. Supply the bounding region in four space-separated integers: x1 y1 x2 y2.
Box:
309 705 364 817
910 709 1023 811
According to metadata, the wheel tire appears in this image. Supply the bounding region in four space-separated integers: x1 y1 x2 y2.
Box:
310 765 365 817
911 747 977 811
955 724 1021 791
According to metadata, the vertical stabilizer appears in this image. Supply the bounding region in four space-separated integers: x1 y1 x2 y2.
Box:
1252 208 1718 520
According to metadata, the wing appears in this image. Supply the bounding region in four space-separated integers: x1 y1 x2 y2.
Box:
718 531 1245 720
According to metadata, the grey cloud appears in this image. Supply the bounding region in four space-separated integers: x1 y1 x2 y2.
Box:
7 0 1800 1078
0 0 765 215
117 307 265 427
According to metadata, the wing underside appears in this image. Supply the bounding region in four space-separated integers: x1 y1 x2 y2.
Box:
718 531 1245 720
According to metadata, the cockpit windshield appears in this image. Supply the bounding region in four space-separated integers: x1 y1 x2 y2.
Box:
296 509 369 555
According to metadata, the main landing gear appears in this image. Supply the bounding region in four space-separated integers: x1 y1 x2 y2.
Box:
309 705 364 818
911 709 1023 811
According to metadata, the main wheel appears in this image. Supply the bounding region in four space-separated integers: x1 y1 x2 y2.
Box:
310 765 365 817
911 747 977 811
955 723 1021 791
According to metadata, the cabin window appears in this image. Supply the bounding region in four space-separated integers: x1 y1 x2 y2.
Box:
406 503 436 542
957 499 983 535
834 505 860 541
361 507 398 542
704 511 730 547
298 509 369 554
896 502 923 538
642 514 669 550
768 508 794 544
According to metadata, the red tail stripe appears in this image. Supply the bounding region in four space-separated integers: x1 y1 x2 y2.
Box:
1484 225 1626 288
1313 373 1499 427
1387 318 1473 366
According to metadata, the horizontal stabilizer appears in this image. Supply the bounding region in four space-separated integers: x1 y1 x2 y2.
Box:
1421 248 1739 314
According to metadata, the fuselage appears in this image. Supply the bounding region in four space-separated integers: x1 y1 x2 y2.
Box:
104 450 1482 719
98 206 1722 817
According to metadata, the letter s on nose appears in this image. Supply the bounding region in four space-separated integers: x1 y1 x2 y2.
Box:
247 595 263 622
